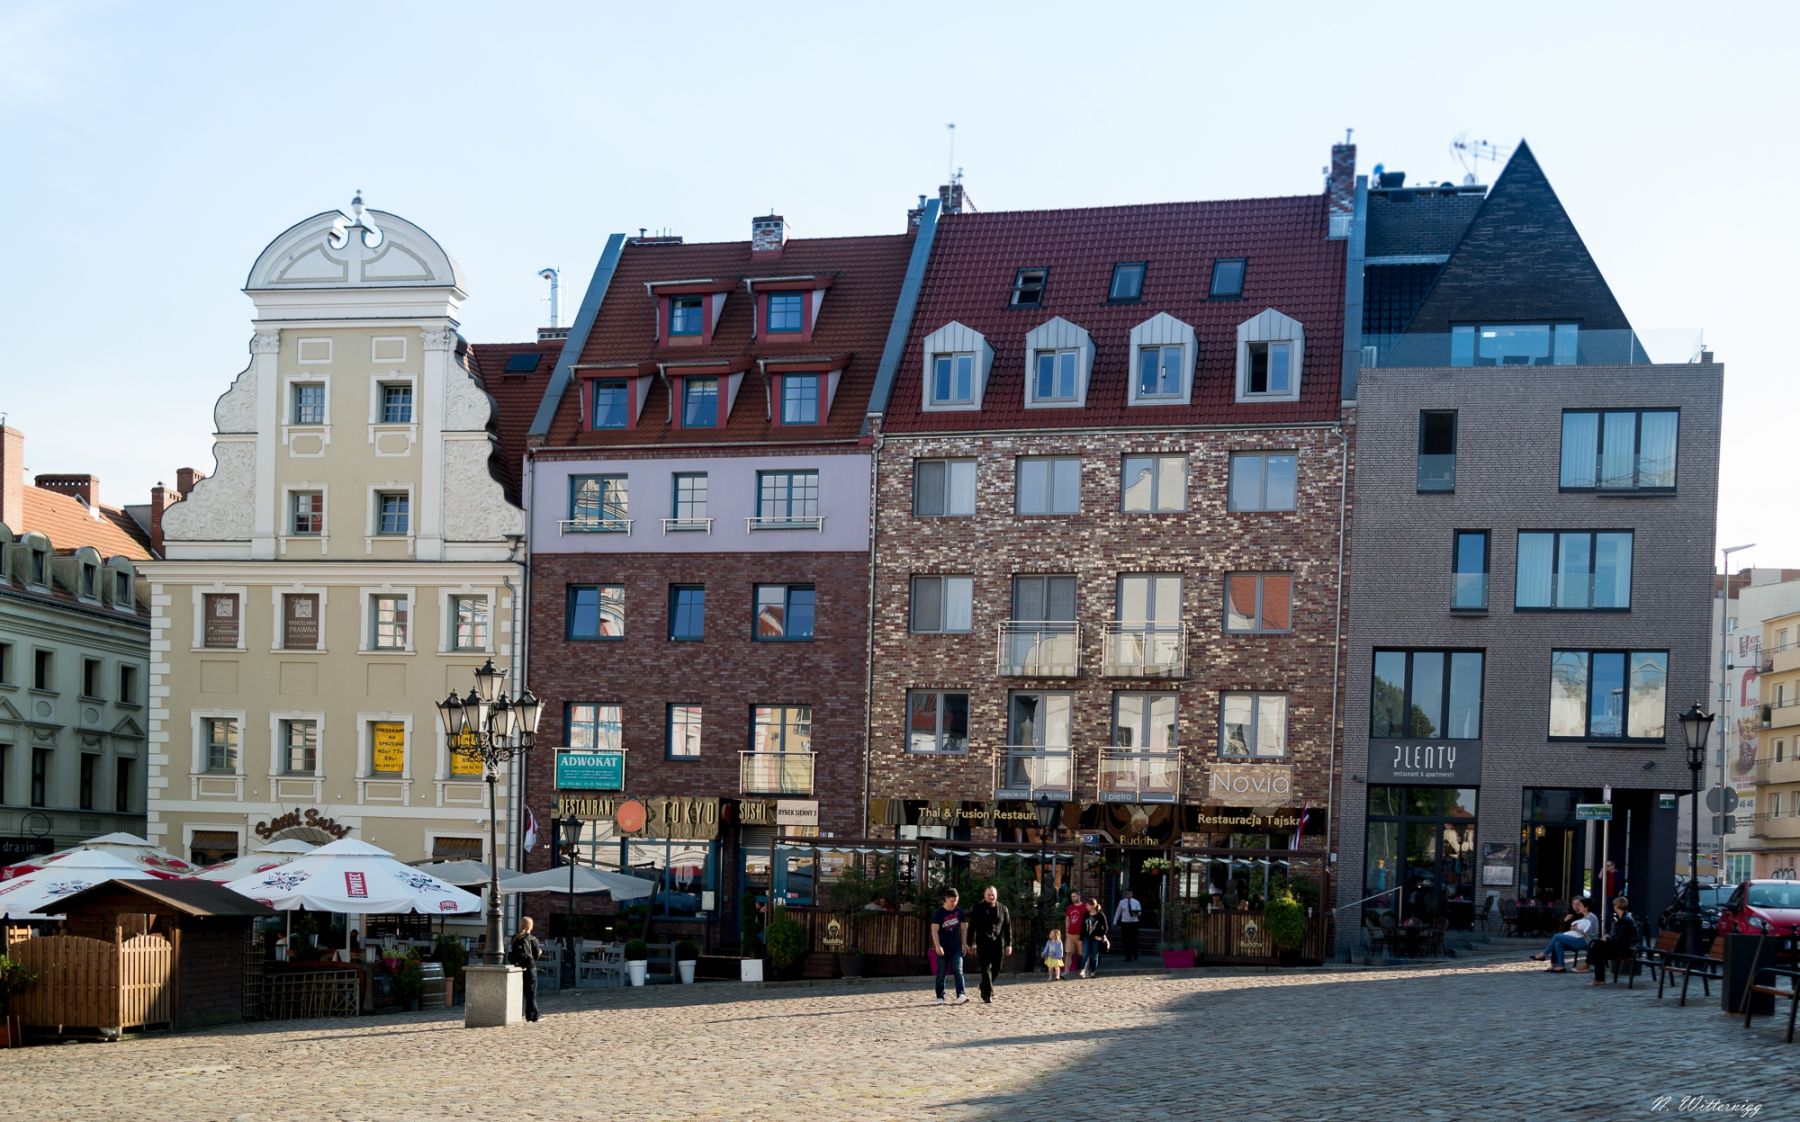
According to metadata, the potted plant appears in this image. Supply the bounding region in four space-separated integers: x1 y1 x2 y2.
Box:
0 954 35 1047
764 909 806 980
1140 856 1174 876
675 939 699 985
433 935 468 1006
397 958 424 1011
624 938 650 987
1265 890 1309 966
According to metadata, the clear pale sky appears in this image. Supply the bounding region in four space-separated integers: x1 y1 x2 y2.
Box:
3 1 1793 565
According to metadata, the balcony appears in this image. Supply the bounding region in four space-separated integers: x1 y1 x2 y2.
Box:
739 751 815 796
1751 811 1800 842
661 517 713 535
1773 642 1800 675
1772 699 1800 731
1361 328 1705 369
1100 621 1186 678
1098 747 1181 804
996 621 1081 677
746 515 825 533
993 747 1074 802
559 516 633 535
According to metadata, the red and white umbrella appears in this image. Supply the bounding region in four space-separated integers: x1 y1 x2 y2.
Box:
192 838 318 883
222 838 481 915
1 832 199 881
0 850 157 921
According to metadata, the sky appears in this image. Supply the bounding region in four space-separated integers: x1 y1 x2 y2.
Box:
2 1 1794 564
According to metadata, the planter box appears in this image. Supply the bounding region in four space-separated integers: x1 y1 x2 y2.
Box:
1161 949 1196 969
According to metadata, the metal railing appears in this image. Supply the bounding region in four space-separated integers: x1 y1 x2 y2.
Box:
661 517 714 534
1100 621 1186 678
996 621 1081 677
1361 328 1706 369
993 747 1073 801
559 517 633 535
739 751 815 796
745 515 826 532
1098 746 1181 803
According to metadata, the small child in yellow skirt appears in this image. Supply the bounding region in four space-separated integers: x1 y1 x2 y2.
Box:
1042 929 1066 980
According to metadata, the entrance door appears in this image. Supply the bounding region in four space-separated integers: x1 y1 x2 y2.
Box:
1521 788 1588 903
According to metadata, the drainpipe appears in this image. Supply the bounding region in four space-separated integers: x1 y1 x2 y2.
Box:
862 416 883 835
1325 423 1349 956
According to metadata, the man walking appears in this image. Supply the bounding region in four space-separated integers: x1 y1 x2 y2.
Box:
507 916 544 1022
1113 888 1144 961
930 887 969 1005
968 885 1014 1003
1063 894 1087 978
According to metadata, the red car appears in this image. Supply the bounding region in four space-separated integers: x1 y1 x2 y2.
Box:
1715 879 1800 961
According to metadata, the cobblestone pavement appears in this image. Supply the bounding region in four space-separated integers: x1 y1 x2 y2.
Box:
1 959 1793 1122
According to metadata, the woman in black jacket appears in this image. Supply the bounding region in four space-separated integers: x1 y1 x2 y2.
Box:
1080 896 1112 978
1587 896 1639 985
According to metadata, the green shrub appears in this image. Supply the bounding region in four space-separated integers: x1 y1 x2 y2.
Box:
623 938 650 961
0 954 36 1017
764 914 806 972
675 939 699 961
432 935 468 982
1265 891 1309 953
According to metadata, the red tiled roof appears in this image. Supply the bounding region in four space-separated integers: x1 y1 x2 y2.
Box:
466 339 559 505
19 487 152 560
535 232 916 449
883 194 1345 431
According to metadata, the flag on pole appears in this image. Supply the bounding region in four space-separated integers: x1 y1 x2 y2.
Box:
524 807 540 852
1291 807 1310 849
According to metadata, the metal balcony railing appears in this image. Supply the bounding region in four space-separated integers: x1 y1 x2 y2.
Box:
661 517 713 534
996 621 1081 677
739 751 815 796
559 517 633 535
745 515 826 532
1100 621 1186 678
993 747 1074 802
1098 746 1182 803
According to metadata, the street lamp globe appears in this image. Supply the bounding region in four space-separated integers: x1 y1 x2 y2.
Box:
1033 795 1058 830
1680 702 1714 770
436 691 464 738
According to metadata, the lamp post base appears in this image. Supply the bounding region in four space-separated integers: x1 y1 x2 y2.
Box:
462 965 524 1028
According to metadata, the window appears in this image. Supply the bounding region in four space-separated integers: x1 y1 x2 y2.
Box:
767 292 804 333
379 382 413 423
1453 531 1490 611
672 473 708 521
1560 409 1679 491
1227 452 1297 512
1016 457 1080 515
1244 342 1293 397
82 658 101 699
1418 411 1457 492
1548 649 1668 740
907 690 969 754
114 758 132 815
1219 693 1287 758
667 704 702 758
451 595 488 651
0 745 7 803
1773 793 1783 819
292 382 326 424
1032 350 1079 402
756 470 820 522
0 642 8 685
670 295 704 336
755 584 815 641
118 664 137 704
669 585 705 641
682 377 719 427
1515 531 1633 610
751 705 814 754
1775 740 1785 764
567 703 623 751
79 754 96 810
1122 455 1185 513
114 569 133 605
1108 262 1146 302
205 718 239 773
1010 267 1047 307
1014 574 1077 623
33 649 53 691
1009 692 1073 747
914 459 976 517
1210 258 1246 298
281 719 318 775
1224 573 1292 634
910 576 973 633
781 374 820 425
592 381 629 429
376 492 410 535
1371 650 1485 739
505 352 541 374
202 593 240 648
31 748 49 806
930 353 976 406
567 585 625 640
291 491 324 535
1114 692 1177 749
1136 345 1184 400
370 594 409 649
80 564 97 599
1450 323 1578 367
570 475 628 528
282 593 321 650
1117 573 1180 625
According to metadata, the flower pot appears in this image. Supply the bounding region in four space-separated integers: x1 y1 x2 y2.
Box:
627 960 647 987
677 960 696 985
1161 949 1195 969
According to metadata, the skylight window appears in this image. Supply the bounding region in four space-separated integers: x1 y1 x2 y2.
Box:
1210 258 1246 299
1010 268 1048 308
505 353 541 374
1108 263 1145 302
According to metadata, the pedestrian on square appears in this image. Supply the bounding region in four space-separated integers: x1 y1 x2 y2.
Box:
1042 929 1066 980
1585 896 1639 985
508 916 544 1022
1081 896 1111 978
1530 897 1594 972
1113 888 1144 960
930 887 969 1005
968 885 1013 1003
1063 894 1087 976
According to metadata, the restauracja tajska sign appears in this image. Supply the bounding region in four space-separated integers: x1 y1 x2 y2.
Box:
254 807 352 841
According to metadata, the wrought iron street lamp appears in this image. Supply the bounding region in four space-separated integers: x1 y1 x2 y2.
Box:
436 658 541 967
1034 795 1058 903
559 814 583 981
1680 701 1715 957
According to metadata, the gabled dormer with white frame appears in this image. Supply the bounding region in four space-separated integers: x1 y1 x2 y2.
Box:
1022 317 1094 409
1235 308 1304 403
921 322 994 412
1127 312 1198 406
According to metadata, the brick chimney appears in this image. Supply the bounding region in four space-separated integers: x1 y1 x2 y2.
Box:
938 180 973 215
175 467 205 497
1327 138 1356 239
150 483 168 557
751 214 786 256
907 194 929 230
0 424 22 529
34 473 99 508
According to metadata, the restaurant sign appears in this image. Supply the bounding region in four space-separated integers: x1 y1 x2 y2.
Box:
254 807 352 841
1367 740 1482 786
776 800 820 827
1207 764 1292 800
555 794 721 840
556 748 625 791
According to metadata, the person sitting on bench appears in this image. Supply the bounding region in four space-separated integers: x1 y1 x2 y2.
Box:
1585 896 1638 985
1531 897 1595 972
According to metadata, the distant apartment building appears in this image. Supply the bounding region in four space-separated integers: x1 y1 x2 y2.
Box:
1752 607 1800 877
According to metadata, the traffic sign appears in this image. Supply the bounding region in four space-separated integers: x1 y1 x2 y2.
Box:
1712 815 1738 835
1658 794 1678 811
1576 803 1613 821
1705 787 1740 814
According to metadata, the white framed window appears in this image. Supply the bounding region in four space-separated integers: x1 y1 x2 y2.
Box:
360 588 416 652
192 711 245 775
374 490 410 535
921 322 993 411
272 587 328 652
289 380 328 425
444 591 492 652
1022 317 1094 408
191 586 248 650
914 459 976 517
1219 692 1287 758
278 717 320 776
289 489 325 536
1122 455 1186 513
377 380 415 424
1016 457 1080 515
357 714 414 780
1127 313 1198 406
910 575 974 633
1234 309 1305 403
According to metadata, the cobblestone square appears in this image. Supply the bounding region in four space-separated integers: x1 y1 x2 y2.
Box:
1 959 1793 1122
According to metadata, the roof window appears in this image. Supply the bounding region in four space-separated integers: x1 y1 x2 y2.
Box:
1010 268 1048 308
505 353 541 374
1108 263 1146 303
1210 258 1246 299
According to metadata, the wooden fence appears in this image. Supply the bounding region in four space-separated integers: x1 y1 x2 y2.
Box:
792 910 928 957
10 934 173 1033
1182 912 1327 965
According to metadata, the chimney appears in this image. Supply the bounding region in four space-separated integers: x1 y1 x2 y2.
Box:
1327 137 1356 239
175 467 204 497
937 180 974 216
34 473 100 509
0 425 22 529
537 326 570 343
907 194 929 230
751 214 787 255
150 483 167 557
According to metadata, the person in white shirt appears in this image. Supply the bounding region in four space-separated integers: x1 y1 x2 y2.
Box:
1530 897 1594 972
1112 888 1144 961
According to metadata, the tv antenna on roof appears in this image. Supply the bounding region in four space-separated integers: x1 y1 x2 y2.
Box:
1450 133 1507 185
946 122 956 183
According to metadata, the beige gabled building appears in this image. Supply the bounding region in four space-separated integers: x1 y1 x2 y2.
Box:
145 198 525 883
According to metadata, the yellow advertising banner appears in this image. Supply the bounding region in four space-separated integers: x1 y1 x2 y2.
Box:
372 722 406 774
450 731 484 776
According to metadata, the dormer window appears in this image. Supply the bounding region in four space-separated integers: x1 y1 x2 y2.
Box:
767 293 804 334
1127 313 1198 406
1210 258 1246 298
683 377 720 427
1138 346 1184 399
28 548 46 587
922 323 994 412
593 380 629 429
932 355 975 406
80 564 97 599
1108 263 1146 303
114 569 132 606
1022 317 1094 408
670 296 704 336
1010 267 1048 308
781 374 820 425
1034 351 1078 402
1235 309 1304 404
1246 342 1294 396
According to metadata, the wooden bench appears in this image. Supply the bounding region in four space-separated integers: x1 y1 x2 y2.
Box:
1658 938 1724 1006
1628 931 1682 989
1743 964 1800 1043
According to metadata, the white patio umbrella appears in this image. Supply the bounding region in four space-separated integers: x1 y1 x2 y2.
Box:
409 860 523 888
222 838 481 915
0 851 157 921
192 839 318 883
1 832 200 881
496 865 655 899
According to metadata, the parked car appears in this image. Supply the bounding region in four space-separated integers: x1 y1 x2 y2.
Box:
1715 880 1800 961
1659 883 1729 936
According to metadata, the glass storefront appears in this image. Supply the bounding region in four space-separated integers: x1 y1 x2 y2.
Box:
571 819 717 923
1363 786 1477 924
1519 788 1585 903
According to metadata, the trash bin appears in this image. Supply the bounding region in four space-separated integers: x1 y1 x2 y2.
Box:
1721 933 1777 1016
